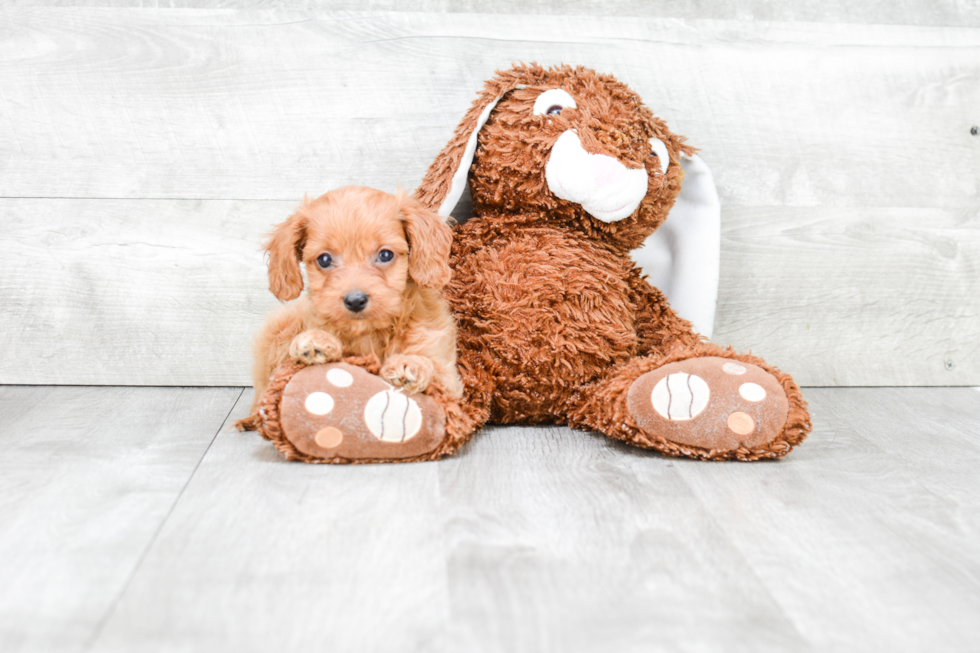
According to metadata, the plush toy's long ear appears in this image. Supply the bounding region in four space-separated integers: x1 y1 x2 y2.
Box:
264 203 309 302
414 77 527 217
399 193 453 289
631 154 721 338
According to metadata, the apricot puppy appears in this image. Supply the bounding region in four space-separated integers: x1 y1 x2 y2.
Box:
240 186 462 426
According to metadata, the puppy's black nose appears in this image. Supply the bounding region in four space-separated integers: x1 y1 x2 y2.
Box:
343 291 369 313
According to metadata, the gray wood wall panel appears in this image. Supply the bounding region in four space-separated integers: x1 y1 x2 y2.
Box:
6 1 980 28
1 8 978 386
3 199 976 386
1 11 977 207
0 199 287 385
715 207 979 386
0 385 241 653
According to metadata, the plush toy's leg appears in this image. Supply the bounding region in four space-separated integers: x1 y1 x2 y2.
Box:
565 343 811 461
247 357 483 464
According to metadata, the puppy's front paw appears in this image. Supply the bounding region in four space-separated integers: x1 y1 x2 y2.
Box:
289 330 343 365
381 355 435 394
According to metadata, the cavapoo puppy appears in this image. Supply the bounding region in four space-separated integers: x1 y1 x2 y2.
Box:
238 186 462 429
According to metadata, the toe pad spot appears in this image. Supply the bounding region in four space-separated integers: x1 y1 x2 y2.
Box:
727 411 756 435
723 362 747 375
326 368 354 387
739 382 766 402
304 392 334 415
314 427 344 448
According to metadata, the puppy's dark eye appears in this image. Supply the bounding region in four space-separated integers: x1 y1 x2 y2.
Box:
315 253 333 269
546 105 563 116
377 249 395 264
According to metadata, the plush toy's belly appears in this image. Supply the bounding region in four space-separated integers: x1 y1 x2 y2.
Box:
448 225 638 423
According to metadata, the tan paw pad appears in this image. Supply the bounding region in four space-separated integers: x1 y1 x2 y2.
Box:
628 357 789 451
279 363 445 461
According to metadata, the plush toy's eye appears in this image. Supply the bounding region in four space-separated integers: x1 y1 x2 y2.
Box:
533 89 577 116
648 137 670 175
377 249 395 263
315 252 333 269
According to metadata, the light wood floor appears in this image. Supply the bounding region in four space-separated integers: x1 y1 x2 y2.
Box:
1 385 978 652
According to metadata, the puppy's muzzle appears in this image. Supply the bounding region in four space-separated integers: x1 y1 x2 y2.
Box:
343 290 369 313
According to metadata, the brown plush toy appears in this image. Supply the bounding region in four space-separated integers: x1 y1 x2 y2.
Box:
252 63 810 463
413 62 811 461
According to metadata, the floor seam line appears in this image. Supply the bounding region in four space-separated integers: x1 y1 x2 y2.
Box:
670 464 813 649
81 387 246 652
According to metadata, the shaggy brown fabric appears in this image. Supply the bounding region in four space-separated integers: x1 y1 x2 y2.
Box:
582 346 810 461
412 63 811 461
418 64 695 254
627 356 789 450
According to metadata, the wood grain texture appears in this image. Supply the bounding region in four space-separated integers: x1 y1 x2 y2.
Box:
0 385 242 653
1 8 977 386
2 199 976 386
713 206 980 386
0 10 977 209
438 387 980 652
437 425 808 652
0 198 288 385
69 386 980 652
7 1 980 28
89 389 452 653
674 386 980 652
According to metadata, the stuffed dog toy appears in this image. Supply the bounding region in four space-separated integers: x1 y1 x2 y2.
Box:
250 63 810 462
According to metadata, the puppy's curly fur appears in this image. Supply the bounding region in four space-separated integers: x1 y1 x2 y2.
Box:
237 186 462 430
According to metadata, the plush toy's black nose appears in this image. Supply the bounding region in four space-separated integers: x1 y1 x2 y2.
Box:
343 291 369 313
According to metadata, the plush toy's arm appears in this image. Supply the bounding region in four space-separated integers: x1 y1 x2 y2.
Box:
627 268 703 357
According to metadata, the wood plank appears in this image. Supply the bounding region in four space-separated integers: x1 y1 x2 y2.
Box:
6 1 979 28
0 198 288 385
3 199 976 386
0 385 242 653
674 387 980 652
714 206 980 386
89 389 452 653
0 10 977 210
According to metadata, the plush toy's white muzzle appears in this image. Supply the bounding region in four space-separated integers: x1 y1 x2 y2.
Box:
545 130 649 223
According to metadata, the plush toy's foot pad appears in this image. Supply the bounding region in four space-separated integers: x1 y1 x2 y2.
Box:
280 362 445 461
627 356 789 452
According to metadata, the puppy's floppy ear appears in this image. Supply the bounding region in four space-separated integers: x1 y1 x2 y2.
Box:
414 64 540 217
399 194 453 289
264 202 309 301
